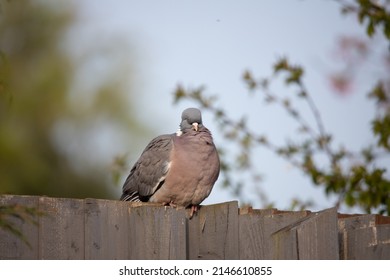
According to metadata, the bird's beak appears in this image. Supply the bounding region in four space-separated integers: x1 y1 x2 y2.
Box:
192 122 199 131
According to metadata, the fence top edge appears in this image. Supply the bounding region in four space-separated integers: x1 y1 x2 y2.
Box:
1 195 389 220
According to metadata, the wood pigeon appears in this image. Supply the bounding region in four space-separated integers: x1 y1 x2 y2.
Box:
120 108 220 217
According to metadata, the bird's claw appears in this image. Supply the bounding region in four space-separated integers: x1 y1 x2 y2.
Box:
189 205 199 219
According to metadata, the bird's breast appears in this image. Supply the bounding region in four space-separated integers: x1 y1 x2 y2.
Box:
149 132 219 207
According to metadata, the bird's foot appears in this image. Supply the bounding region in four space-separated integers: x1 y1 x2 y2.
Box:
169 201 178 208
163 201 177 208
189 205 199 219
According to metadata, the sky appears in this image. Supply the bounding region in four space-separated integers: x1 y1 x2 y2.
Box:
68 0 380 212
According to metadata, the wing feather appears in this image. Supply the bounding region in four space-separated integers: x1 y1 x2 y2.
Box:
120 134 173 201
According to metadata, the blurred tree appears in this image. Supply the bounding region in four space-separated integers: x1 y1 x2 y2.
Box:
0 0 148 199
174 0 390 214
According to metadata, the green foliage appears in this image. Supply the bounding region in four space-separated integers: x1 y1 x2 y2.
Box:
369 82 390 150
0 1 149 199
0 204 41 248
0 0 152 244
372 115 390 150
273 58 304 85
174 1 390 214
340 0 390 39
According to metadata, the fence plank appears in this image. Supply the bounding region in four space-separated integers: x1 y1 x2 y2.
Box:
296 207 339 259
84 199 130 259
272 207 339 259
127 204 187 260
338 214 390 260
374 225 390 259
188 201 239 260
38 197 84 259
239 210 309 259
338 214 376 259
341 223 390 259
0 195 39 259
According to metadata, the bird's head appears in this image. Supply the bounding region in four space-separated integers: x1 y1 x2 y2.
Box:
179 108 203 134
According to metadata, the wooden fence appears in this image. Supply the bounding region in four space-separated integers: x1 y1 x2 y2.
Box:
1 195 390 259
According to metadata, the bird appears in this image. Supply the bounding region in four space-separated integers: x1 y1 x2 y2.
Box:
120 107 220 217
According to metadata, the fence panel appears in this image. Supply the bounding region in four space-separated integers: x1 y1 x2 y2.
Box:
339 214 390 260
127 204 187 260
187 201 239 260
239 210 310 259
1 195 390 260
0 195 39 259
84 199 130 259
272 208 339 259
38 197 84 259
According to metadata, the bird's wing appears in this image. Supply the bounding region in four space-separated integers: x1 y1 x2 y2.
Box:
120 134 173 201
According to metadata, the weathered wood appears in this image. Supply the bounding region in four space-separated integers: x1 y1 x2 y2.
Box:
0 195 39 259
272 207 339 259
346 226 390 259
2 195 390 260
239 210 309 259
339 214 376 259
272 223 298 259
38 196 84 259
339 213 390 260
338 213 390 226
127 204 187 260
338 214 390 259
239 207 279 216
374 225 390 259
84 199 130 259
296 207 339 259
187 201 239 259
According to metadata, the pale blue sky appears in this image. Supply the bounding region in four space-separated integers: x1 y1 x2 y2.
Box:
69 0 379 212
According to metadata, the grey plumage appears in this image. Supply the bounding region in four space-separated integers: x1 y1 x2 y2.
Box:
120 108 220 216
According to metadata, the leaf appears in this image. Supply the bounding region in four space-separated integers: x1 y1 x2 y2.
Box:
273 57 289 73
333 148 347 162
286 67 303 85
366 20 376 37
350 165 366 186
173 84 187 103
237 152 250 169
358 10 366 24
368 82 387 103
240 133 252 149
372 115 390 150
345 192 356 206
385 20 390 39
361 146 375 163
242 70 257 90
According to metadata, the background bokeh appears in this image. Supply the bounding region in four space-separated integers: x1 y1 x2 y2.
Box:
1 0 388 213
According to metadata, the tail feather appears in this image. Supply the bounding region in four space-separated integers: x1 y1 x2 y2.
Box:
120 191 140 202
